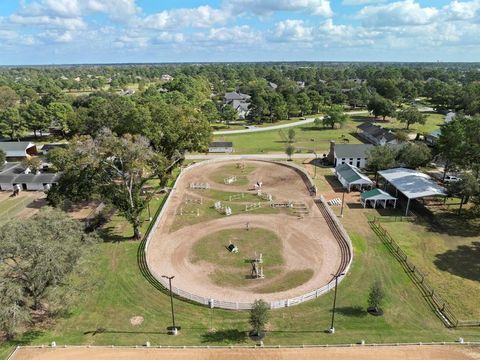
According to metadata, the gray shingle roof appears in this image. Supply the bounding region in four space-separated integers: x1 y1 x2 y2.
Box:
335 144 373 159
210 142 233 148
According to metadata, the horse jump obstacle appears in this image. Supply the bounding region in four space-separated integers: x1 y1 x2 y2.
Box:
292 202 309 216
245 202 262 212
224 176 237 185
190 182 210 190
271 201 293 208
214 201 232 216
328 198 342 206
185 196 203 205
229 193 245 201
247 253 264 279
178 208 200 217
256 190 273 202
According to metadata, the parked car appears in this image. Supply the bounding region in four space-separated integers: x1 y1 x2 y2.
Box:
444 175 461 183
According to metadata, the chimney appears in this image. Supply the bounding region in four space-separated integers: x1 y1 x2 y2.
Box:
327 140 335 165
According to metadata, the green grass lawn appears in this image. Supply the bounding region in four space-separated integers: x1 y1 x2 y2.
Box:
380 214 480 319
3 163 480 356
0 193 44 227
191 228 291 289
351 112 445 135
214 121 361 155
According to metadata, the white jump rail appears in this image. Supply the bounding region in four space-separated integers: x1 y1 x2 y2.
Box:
144 157 353 310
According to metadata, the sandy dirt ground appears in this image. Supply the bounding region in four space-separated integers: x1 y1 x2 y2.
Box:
0 191 47 220
11 345 480 360
146 160 343 304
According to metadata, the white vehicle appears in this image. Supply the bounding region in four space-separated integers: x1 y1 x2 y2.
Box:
444 175 461 183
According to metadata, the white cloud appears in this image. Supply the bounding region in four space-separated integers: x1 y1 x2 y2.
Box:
342 0 385 5
357 0 439 27
9 14 87 30
194 25 261 45
270 20 314 42
443 0 480 21
141 5 229 30
226 0 333 17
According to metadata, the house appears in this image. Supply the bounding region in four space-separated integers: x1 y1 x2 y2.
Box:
0 163 60 191
328 141 373 168
347 78 367 86
296 81 305 88
357 123 398 145
335 163 373 192
445 112 456 123
268 82 278 90
224 92 251 119
118 89 135 96
161 74 174 82
208 142 233 153
0 142 38 162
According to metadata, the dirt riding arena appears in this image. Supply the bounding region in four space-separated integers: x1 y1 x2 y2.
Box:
11 345 480 360
146 160 346 307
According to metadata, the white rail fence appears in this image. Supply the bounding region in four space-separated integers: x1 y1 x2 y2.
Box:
144 157 353 310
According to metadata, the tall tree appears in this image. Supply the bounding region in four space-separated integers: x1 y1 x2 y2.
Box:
249 299 270 337
21 102 50 137
49 130 165 239
397 142 432 169
0 208 96 315
47 102 74 137
368 96 396 121
0 86 19 109
322 106 348 129
221 104 238 125
366 145 398 182
396 107 427 130
0 149 5 165
0 107 27 141
447 173 480 214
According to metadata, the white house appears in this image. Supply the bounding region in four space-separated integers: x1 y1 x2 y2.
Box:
224 92 251 119
328 142 373 168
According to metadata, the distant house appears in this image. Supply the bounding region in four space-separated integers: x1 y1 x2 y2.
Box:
118 89 135 96
296 81 305 88
444 112 456 123
268 82 278 90
161 74 174 82
328 142 373 168
0 163 60 191
357 123 398 146
347 78 367 86
335 163 373 192
0 142 37 162
208 142 233 153
224 92 251 119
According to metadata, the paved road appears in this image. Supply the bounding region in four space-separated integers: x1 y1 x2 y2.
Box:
213 111 368 135
185 153 317 161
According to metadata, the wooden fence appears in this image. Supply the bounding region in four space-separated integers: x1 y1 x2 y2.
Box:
369 220 459 328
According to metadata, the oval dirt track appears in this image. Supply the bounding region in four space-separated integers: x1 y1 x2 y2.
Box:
146 160 343 304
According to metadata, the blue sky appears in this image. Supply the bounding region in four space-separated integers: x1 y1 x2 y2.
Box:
0 0 479 65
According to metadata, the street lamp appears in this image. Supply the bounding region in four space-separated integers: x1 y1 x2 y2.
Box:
162 275 178 335
340 188 346 218
329 272 345 334
312 150 318 179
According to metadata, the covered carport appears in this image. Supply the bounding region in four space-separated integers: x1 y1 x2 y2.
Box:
378 168 447 216
360 188 397 209
335 163 373 192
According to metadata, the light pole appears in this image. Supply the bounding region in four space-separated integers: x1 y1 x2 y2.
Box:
340 188 346 218
312 150 318 179
162 275 178 335
329 272 345 334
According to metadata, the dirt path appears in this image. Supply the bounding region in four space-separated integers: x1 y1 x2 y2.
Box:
146 160 343 304
12 345 480 360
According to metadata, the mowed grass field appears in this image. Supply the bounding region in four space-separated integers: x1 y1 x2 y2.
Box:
0 192 46 227
213 120 362 155
3 167 480 359
380 216 480 319
350 112 445 135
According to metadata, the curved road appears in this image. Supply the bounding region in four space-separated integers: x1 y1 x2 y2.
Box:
213 110 368 135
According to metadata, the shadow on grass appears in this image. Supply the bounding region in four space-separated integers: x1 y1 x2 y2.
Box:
425 210 480 238
84 329 169 336
332 306 367 317
324 175 344 192
201 329 247 343
98 226 132 243
4 330 44 348
434 241 480 282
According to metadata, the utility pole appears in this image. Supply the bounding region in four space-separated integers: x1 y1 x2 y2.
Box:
340 188 346 218
329 272 345 334
162 275 178 335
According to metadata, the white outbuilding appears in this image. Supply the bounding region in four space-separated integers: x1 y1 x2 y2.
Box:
335 163 373 192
